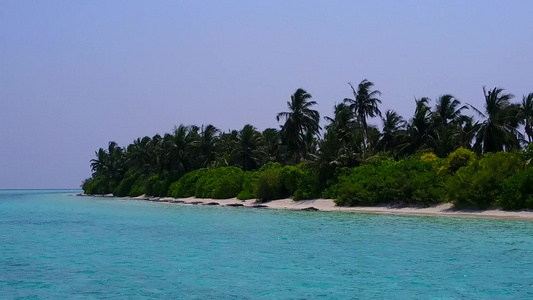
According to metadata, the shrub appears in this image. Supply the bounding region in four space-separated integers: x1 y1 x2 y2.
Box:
498 168 533 210
364 152 395 165
113 171 141 197
168 169 207 198
81 177 93 194
421 152 438 162
145 174 169 197
524 143 533 164
280 165 303 196
329 164 378 206
254 167 283 201
82 175 110 195
439 148 477 174
327 158 447 207
237 171 258 200
194 167 244 199
129 177 146 197
321 167 352 199
447 152 524 209
293 168 322 200
144 174 158 196
258 161 282 171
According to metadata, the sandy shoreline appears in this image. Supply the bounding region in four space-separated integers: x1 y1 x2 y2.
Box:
80 194 533 221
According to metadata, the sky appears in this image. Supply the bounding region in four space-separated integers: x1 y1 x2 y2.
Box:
1 0 532 189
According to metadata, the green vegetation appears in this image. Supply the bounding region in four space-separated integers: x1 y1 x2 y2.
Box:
168 169 207 198
194 167 244 199
325 157 448 206
446 152 524 209
82 84 533 210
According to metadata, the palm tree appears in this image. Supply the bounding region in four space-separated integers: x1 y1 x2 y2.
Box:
310 129 344 178
192 124 219 168
324 103 356 147
432 94 468 127
163 125 192 174
125 136 152 172
522 93 533 143
149 134 164 174
399 97 435 155
215 129 239 167
470 87 523 153
277 88 320 163
90 148 108 176
343 79 382 152
452 116 480 149
261 128 286 163
378 110 407 152
236 124 264 171
431 95 469 156
107 142 125 180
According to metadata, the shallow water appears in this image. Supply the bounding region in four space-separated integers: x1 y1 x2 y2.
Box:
1 190 532 299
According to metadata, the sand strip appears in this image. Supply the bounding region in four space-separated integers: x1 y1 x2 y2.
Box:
96 195 533 221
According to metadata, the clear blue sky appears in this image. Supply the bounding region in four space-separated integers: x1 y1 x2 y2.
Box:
1 1 532 188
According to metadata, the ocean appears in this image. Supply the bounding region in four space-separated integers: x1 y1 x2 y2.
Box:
1 190 532 299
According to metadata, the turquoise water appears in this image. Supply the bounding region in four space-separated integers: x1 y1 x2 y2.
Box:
1 190 532 299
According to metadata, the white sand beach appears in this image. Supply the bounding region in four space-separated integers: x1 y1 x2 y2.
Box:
126 195 533 221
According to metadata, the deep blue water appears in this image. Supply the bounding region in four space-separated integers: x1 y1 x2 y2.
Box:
0 190 532 299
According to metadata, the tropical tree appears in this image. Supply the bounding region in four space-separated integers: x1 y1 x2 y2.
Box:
163 125 193 174
310 129 344 182
192 124 219 168
125 136 152 173
149 134 164 174
215 129 239 167
378 110 407 152
431 95 469 156
236 124 264 171
452 116 479 150
399 97 435 155
470 87 523 153
90 148 108 176
432 94 468 127
343 79 382 152
522 93 533 143
277 88 320 163
261 128 286 164
324 103 356 147
106 141 125 180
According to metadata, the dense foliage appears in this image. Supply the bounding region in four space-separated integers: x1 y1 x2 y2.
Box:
83 83 533 210
324 157 448 206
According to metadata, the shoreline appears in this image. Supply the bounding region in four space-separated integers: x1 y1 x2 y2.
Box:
78 194 533 221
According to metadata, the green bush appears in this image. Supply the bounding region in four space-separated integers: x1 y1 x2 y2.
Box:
326 158 447 206
144 174 158 196
524 143 533 164
194 167 244 199
448 148 476 172
254 167 284 201
258 161 282 171
447 152 524 209
326 164 380 206
439 148 477 174
497 168 533 210
145 174 169 197
421 152 438 162
82 175 110 195
321 167 352 199
168 169 207 198
113 171 141 197
129 177 146 197
237 171 258 200
293 168 322 200
280 165 303 196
